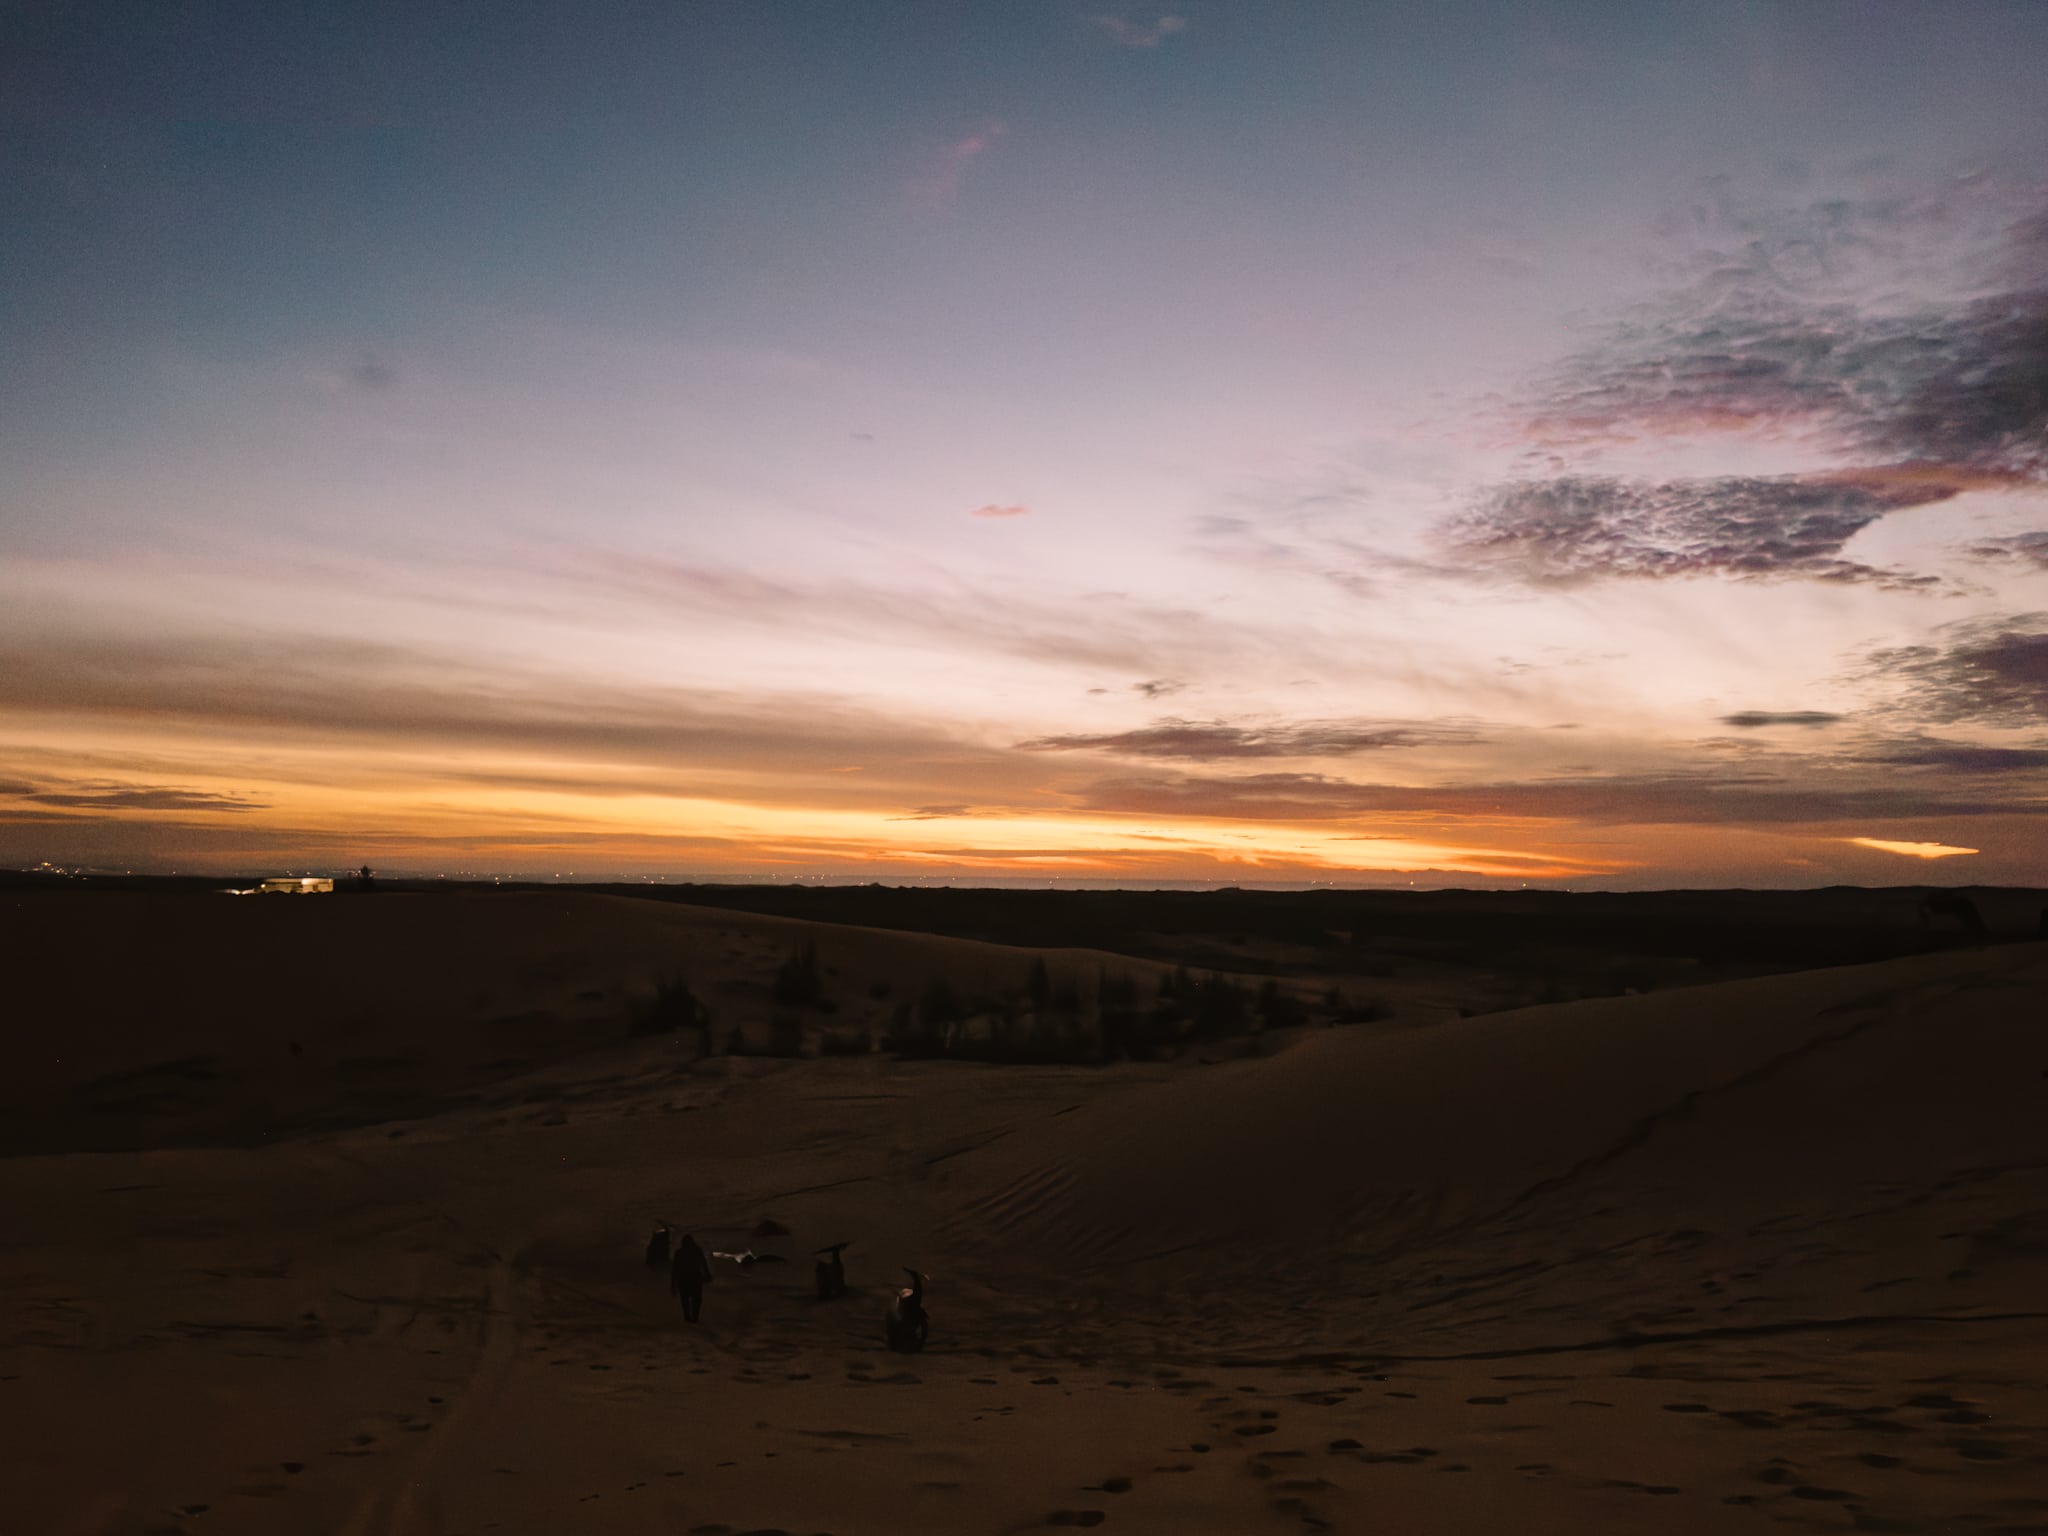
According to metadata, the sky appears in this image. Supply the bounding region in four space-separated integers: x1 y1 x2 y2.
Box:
3 0 2046 887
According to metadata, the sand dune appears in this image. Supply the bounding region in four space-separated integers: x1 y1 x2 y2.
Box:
2 892 2043 1534
0 890 1182 1153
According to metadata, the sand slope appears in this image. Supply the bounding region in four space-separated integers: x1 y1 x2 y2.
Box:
2 911 2043 1535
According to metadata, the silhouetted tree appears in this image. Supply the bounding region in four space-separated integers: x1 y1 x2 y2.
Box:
1258 978 1307 1030
1190 973 1248 1037
1027 956 1053 1012
773 941 825 1007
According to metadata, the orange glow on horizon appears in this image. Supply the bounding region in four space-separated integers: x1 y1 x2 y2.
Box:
1847 837 1981 861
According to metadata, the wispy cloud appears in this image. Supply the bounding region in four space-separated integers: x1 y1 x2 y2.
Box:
0 628 1030 796
1968 531 2048 569
907 120 1007 207
1021 717 1479 761
1088 13 1188 49
1860 613 2048 728
1132 678 1184 699
555 548 1297 679
970 503 1031 519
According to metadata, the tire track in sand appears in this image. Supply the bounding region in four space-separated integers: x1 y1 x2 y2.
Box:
338 1257 520 1536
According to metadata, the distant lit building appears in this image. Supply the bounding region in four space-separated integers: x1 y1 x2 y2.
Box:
259 876 334 894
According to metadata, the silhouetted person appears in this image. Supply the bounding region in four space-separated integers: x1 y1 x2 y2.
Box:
670 1232 712 1323
645 1222 672 1271
814 1242 849 1301
884 1267 927 1352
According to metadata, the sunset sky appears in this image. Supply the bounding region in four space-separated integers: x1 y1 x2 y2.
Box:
4 2 2046 886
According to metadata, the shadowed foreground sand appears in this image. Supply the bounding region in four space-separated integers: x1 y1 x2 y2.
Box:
3 895 2045 1534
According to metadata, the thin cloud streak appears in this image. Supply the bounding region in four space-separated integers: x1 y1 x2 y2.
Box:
1721 711 1845 728
1021 717 1481 761
12 783 269 812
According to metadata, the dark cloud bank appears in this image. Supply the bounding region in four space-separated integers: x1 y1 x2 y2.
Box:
1456 184 2048 588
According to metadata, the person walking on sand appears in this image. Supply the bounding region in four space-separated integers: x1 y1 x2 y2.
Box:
814 1241 849 1301
645 1221 672 1271
670 1231 713 1323
884 1267 928 1352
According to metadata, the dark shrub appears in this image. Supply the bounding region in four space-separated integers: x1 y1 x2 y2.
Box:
631 974 706 1037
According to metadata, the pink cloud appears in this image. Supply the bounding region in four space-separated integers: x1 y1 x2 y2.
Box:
907 121 1007 207
970 503 1032 519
